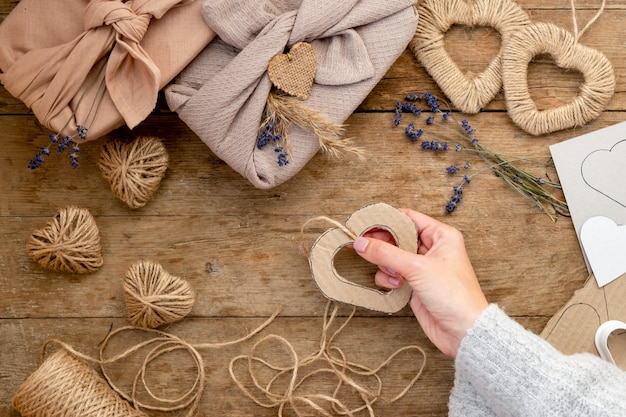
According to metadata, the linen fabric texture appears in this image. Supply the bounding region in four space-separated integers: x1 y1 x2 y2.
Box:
449 304 626 416
165 0 418 189
0 0 214 141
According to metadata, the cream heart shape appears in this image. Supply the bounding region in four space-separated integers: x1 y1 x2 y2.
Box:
308 203 416 313
502 22 615 136
581 139 626 208
580 216 626 287
268 42 317 100
595 320 626 366
411 0 530 113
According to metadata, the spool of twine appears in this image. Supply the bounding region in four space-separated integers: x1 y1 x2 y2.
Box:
12 349 147 417
27 206 103 274
124 260 195 328
99 136 169 209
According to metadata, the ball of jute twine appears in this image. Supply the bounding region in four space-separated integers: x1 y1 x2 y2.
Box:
502 15 614 135
99 136 169 209
27 206 103 274
123 260 195 328
12 349 147 417
410 0 531 114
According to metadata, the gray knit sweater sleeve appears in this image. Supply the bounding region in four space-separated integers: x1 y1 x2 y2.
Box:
449 304 626 416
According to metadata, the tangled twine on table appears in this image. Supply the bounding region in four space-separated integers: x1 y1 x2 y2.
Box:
123 260 195 329
12 302 426 417
27 206 103 274
229 302 427 417
411 0 614 135
99 136 169 209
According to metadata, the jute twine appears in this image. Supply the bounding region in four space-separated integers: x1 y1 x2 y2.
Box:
12 302 425 417
99 136 169 209
502 1 614 135
124 260 195 329
27 206 103 274
411 0 531 114
229 302 427 417
12 349 147 417
411 0 614 135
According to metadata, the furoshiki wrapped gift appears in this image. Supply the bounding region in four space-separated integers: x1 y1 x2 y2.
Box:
0 0 215 144
165 0 418 189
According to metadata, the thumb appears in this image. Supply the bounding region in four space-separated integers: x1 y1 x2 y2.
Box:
353 236 422 280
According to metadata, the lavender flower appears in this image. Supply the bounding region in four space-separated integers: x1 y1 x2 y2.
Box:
391 92 569 220
29 125 87 170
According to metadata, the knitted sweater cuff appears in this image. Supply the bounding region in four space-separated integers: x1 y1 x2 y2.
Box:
448 304 626 417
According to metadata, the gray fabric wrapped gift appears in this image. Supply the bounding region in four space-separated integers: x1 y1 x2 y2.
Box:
165 0 418 189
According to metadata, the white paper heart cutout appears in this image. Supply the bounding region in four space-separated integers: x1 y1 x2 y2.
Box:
580 216 626 287
581 139 626 208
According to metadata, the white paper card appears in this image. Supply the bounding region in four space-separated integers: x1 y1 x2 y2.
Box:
580 216 626 287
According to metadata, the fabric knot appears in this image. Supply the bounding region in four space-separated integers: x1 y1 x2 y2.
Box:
85 1 150 43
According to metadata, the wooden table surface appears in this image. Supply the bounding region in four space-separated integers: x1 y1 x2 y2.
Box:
1 1 624 416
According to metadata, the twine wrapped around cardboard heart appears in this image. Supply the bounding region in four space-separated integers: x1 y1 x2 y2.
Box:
99 136 169 209
305 203 417 313
411 0 531 114
27 206 103 274
502 21 615 136
268 42 317 100
123 260 195 328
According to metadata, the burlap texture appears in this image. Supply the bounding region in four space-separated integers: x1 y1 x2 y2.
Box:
165 0 418 189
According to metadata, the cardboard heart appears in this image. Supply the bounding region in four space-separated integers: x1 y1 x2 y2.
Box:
308 203 417 313
580 216 626 287
502 22 615 136
27 206 103 274
411 0 530 113
268 42 317 100
99 136 169 209
581 139 626 208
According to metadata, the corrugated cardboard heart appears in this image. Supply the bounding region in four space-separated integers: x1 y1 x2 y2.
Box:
308 203 416 313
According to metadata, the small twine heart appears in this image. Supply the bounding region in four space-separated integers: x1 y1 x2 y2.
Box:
27 206 103 274
411 0 530 113
268 42 317 100
123 260 195 329
99 136 169 209
502 22 615 136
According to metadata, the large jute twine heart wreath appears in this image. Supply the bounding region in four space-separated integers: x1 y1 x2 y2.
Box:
27 206 103 274
411 0 531 114
99 136 169 209
502 22 615 136
123 260 195 328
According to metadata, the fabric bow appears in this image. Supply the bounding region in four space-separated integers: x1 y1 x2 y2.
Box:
0 0 193 138
166 0 418 189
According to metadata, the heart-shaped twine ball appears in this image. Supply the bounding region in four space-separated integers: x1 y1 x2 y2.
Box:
123 260 195 329
99 136 169 209
411 0 531 114
27 206 103 274
268 41 317 100
502 21 615 136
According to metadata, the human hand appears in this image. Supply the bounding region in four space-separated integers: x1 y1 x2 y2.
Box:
353 209 488 357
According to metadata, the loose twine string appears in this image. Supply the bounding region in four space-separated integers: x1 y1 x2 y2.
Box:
13 301 426 417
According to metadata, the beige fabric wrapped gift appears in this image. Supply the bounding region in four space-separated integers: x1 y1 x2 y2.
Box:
165 0 418 189
0 0 215 142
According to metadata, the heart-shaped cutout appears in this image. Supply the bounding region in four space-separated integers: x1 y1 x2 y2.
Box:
411 0 530 113
502 22 615 136
581 139 626 208
99 136 169 209
268 42 317 100
580 216 626 287
27 206 103 274
123 260 195 328
308 203 417 313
